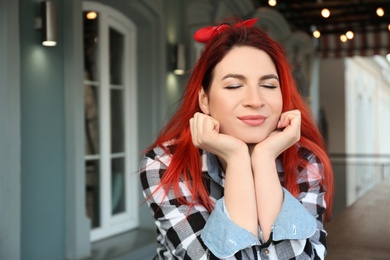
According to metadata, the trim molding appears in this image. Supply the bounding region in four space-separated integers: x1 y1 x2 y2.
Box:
0 0 21 259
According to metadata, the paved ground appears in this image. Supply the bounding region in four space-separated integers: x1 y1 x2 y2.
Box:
325 177 390 259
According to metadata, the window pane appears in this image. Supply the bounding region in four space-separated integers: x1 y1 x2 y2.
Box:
86 160 101 228
111 157 125 215
109 28 124 85
83 11 99 82
85 84 99 155
111 89 124 153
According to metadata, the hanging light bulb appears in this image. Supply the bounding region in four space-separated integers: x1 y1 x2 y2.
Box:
86 11 98 20
340 34 347 42
346 31 354 40
376 7 384 17
313 30 321 38
321 8 330 18
388 24 390 31
268 0 277 7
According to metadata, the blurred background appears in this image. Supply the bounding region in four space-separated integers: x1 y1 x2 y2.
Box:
1 0 389 259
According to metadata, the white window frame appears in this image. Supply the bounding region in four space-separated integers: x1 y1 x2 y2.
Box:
83 1 139 242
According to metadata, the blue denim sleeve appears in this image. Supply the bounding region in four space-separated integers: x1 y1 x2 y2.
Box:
200 198 260 258
272 188 317 241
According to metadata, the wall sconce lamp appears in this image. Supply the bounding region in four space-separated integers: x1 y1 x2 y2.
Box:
173 44 186 75
34 1 57 47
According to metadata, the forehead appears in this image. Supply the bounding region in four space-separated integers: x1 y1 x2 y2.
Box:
214 46 277 77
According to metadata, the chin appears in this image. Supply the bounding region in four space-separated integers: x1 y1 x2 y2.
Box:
238 135 268 145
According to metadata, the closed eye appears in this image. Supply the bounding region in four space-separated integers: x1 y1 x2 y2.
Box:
260 84 277 89
224 84 242 89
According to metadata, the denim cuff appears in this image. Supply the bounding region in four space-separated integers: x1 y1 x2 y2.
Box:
272 188 317 241
201 198 260 258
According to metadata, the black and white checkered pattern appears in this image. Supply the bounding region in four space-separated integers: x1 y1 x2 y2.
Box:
140 144 328 259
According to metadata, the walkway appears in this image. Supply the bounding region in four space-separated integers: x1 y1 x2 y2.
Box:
325 177 390 259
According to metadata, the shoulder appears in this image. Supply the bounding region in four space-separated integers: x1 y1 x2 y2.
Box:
142 140 177 168
139 142 176 193
298 146 321 165
296 146 324 182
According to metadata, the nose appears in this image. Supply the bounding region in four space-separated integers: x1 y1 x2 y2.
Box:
242 86 264 108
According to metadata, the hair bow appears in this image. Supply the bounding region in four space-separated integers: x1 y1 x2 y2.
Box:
193 18 258 44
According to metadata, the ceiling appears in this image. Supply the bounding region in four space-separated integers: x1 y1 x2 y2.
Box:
254 0 390 36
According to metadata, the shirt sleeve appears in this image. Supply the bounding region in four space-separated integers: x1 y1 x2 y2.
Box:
265 152 328 260
201 198 260 258
139 149 218 259
272 188 317 240
140 147 329 259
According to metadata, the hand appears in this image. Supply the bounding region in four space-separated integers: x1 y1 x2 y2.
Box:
189 112 248 163
251 109 301 159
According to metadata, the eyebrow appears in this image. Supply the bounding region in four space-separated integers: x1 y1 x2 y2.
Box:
261 74 279 81
221 73 279 81
221 73 245 81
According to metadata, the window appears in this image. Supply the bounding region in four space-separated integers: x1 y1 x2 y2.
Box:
83 2 138 241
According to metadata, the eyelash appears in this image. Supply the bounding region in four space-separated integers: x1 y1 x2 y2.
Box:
224 85 242 89
224 84 277 89
261 84 277 89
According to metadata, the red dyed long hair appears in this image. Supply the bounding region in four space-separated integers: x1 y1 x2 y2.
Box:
147 23 333 221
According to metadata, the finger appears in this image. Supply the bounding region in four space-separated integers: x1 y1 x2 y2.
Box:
191 113 205 144
278 110 300 128
281 111 301 141
284 112 300 127
198 114 219 145
203 115 220 134
189 117 198 145
193 112 214 145
194 112 205 138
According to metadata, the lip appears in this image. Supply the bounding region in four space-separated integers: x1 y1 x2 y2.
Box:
238 115 266 126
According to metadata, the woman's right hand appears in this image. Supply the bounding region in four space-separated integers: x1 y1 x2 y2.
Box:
189 112 248 163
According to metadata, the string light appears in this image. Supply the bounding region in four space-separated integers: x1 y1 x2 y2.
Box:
268 0 277 7
321 8 330 18
340 34 347 42
86 11 97 20
346 31 354 40
313 30 321 38
376 7 384 17
388 24 390 31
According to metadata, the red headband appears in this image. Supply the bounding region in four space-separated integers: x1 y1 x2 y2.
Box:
193 18 258 44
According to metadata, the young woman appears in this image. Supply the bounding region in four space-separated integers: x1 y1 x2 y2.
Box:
140 18 333 259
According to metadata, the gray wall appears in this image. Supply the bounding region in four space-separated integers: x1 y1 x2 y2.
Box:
0 0 21 259
319 59 346 154
319 58 346 217
64 0 91 258
20 0 66 259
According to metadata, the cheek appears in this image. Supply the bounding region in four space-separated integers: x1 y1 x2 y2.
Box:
271 97 283 115
273 92 283 115
208 96 229 117
268 99 283 127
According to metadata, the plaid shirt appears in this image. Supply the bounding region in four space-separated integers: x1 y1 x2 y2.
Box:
140 144 328 259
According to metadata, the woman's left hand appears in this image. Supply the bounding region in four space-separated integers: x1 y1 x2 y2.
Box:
252 109 301 158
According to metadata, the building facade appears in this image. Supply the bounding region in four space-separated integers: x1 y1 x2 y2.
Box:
1 0 390 259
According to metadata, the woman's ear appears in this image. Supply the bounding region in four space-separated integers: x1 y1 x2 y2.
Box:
198 87 210 115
